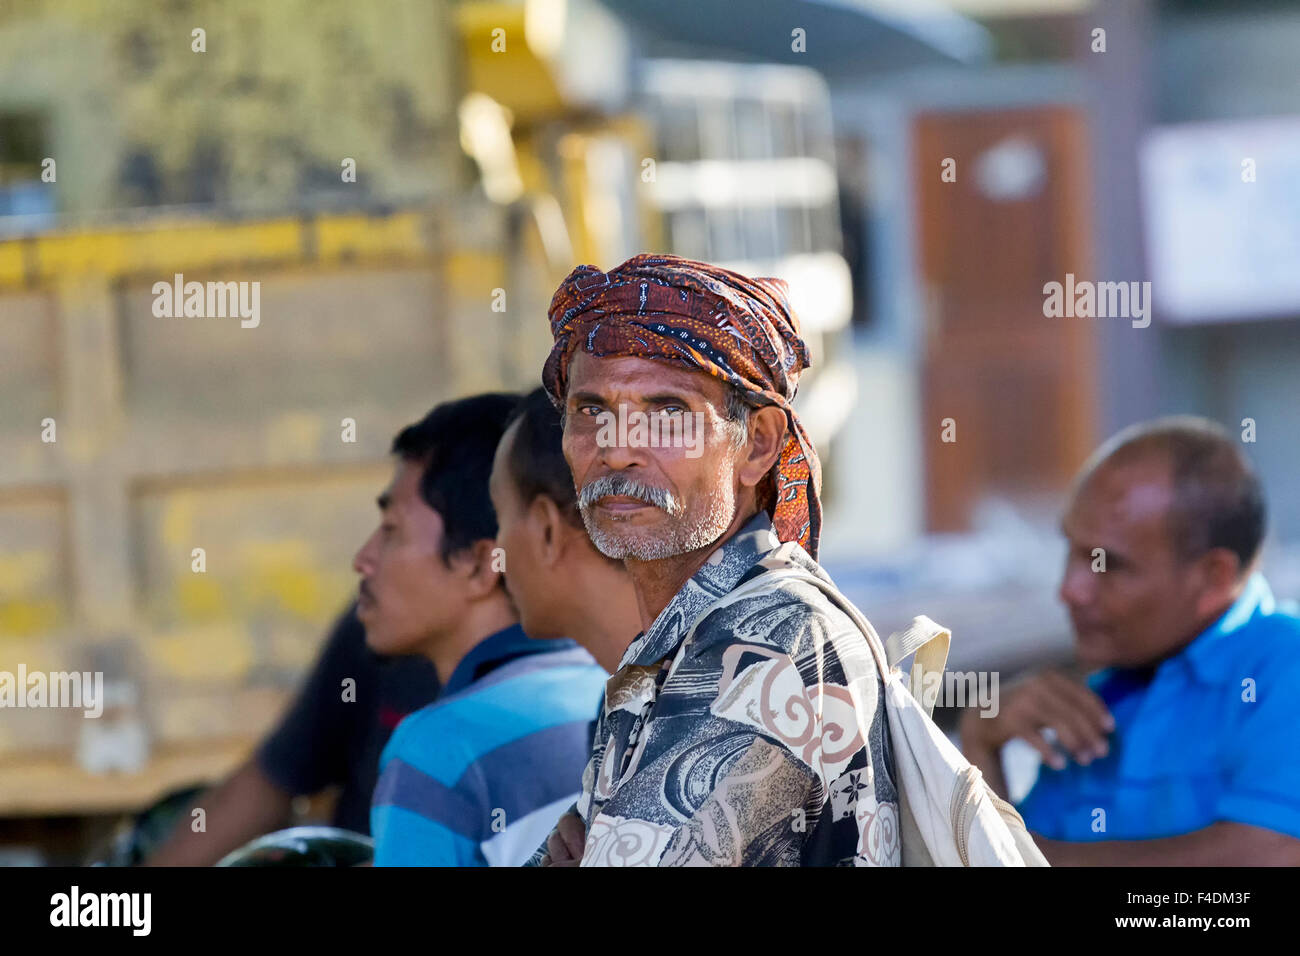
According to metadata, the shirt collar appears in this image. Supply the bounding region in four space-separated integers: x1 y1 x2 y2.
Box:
619 512 783 669
443 623 571 696
1173 572 1275 684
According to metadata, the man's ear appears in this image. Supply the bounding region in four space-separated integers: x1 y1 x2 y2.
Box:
1193 547 1244 619
529 494 567 568
457 538 506 600
737 405 787 493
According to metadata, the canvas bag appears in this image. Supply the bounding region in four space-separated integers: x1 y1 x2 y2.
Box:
697 560 1049 867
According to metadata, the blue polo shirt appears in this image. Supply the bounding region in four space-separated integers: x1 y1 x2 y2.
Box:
1016 574 1300 842
371 625 606 866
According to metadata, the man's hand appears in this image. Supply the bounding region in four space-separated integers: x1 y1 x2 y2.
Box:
541 810 586 867
960 670 1114 797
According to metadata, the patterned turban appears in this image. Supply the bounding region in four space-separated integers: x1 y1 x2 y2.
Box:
542 253 822 559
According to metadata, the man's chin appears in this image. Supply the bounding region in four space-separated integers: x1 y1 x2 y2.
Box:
584 510 670 559
1074 632 1118 670
590 528 682 561
362 631 390 655
362 625 422 658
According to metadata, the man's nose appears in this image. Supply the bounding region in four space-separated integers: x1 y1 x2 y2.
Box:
598 431 649 471
1059 556 1095 609
353 531 377 577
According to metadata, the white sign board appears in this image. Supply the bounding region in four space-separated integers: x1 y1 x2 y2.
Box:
1141 118 1300 322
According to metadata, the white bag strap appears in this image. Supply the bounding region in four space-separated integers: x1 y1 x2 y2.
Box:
735 566 952 719
884 615 951 718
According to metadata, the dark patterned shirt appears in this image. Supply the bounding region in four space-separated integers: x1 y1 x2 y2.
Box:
533 513 899 866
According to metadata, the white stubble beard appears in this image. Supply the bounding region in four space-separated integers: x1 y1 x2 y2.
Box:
580 469 736 561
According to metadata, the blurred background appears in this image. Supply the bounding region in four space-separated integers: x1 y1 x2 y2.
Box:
1 0 1298 863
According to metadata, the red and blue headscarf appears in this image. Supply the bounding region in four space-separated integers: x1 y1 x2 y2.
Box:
542 253 823 559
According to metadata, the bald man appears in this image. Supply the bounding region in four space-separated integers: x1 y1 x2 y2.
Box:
961 416 1300 865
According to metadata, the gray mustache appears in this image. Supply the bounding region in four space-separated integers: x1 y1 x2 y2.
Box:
578 474 682 516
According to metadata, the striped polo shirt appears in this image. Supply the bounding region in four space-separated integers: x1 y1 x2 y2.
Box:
371 624 606 866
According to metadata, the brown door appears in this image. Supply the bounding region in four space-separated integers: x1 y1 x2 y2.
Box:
913 106 1097 531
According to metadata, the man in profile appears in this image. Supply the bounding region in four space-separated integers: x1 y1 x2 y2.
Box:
361 393 606 866
961 417 1300 865
489 387 641 674
488 387 644 867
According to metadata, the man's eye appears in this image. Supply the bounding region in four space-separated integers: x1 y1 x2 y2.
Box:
578 405 602 417
657 405 685 417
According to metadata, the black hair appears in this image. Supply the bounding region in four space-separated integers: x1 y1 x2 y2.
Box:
391 391 521 562
1082 416 1267 573
505 387 581 525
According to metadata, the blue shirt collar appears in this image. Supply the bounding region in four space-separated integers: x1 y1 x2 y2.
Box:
1173 572 1275 683
442 623 574 697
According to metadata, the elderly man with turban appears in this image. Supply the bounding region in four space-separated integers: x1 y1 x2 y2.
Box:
528 254 899 867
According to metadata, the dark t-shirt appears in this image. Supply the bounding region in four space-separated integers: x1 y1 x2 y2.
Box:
256 602 441 834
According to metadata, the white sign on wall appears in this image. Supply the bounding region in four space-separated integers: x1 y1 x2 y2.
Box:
1141 117 1300 323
